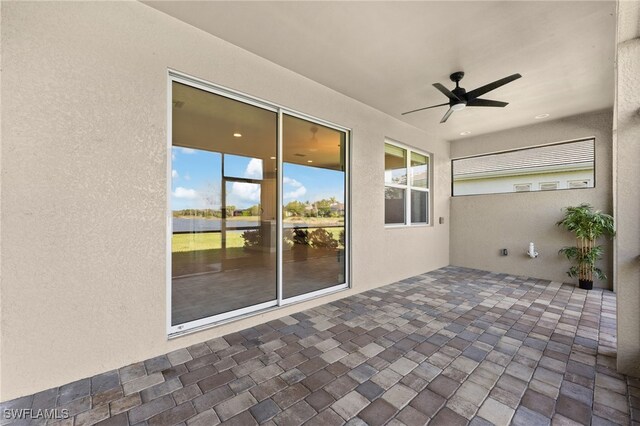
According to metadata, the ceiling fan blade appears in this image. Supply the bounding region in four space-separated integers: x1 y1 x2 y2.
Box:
467 98 508 107
440 108 454 123
433 83 461 101
467 73 522 99
401 102 449 115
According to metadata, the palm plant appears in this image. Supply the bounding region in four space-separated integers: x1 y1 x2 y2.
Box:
556 203 615 289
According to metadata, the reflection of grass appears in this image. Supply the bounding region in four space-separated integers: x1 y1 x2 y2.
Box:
172 227 345 253
172 232 244 252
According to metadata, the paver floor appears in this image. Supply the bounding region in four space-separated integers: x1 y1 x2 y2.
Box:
2 266 637 425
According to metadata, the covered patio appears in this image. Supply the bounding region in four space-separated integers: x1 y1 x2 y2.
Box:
2 267 635 425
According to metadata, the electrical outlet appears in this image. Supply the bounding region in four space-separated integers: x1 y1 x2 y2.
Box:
500 249 508 256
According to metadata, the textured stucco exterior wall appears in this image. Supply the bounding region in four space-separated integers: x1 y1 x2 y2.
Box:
614 21 640 376
0 2 450 400
450 110 613 287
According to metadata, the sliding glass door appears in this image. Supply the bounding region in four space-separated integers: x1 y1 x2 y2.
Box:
170 81 278 329
169 74 349 333
282 114 347 300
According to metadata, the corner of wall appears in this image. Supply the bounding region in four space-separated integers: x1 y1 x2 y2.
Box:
0 0 4 400
614 0 640 378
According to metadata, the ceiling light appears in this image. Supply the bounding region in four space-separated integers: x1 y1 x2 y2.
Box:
534 114 549 119
233 133 242 138
460 131 472 136
307 160 313 163
451 102 466 112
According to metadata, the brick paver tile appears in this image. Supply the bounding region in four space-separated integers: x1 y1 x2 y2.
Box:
249 398 280 423
272 400 316 426
381 383 417 410
409 388 445 417
215 391 258 421
357 398 397 426
272 383 310 410
148 402 196 426
477 397 515 425
511 406 551 426
186 408 220 426
395 405 429 425
128 394 175 424
430 407 468 426
305 389 335 412
355 380 385 401
303 408 344 426
555 394 591 425
74 405 109 426
331 390 369 421
94 413 128 426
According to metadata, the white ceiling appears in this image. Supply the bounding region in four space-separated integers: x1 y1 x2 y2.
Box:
145 1 616 141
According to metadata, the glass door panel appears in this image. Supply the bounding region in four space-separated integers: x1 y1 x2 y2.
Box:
282 114 347 299
171 81 277 326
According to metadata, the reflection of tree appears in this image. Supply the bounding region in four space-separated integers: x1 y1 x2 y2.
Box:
285 201 306 217
202 181 221 210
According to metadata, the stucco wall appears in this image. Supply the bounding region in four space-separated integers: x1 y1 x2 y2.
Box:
0 2 450 400
614 9 640 376
450 110 613 287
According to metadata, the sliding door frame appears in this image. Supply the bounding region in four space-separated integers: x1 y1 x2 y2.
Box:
167 70 351 337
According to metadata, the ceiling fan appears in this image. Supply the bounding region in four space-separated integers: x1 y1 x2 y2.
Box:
402 71 522 123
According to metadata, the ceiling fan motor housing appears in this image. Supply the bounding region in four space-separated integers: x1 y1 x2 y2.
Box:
401 70 521 123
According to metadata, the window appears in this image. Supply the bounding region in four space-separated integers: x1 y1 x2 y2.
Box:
452 138 595 196
384 142 430 225
169 72 350 334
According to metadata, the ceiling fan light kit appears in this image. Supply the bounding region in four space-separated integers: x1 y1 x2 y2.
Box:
402 71 522 123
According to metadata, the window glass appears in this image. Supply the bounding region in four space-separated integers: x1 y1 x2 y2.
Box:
385 187 406 225
385 144 407 185
282 114 347 299
171 81 277 326
411 190 428 223
452 139 595 196
411 152 428 188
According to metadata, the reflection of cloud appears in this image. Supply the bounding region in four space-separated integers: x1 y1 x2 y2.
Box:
230 182 260 203
181 147 195 154
283 177 307 199
245 158 262 179
283 177 303 188
173 187 198 199
172 170 179 179
284 186 307 199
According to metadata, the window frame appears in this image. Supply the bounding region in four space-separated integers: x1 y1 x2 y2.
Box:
167 70 351 337
384 139 431 228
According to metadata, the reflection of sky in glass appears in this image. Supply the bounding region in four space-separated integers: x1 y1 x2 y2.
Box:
172 147 345 210
284 163 344 204
171 148 221 211
224 154 263 180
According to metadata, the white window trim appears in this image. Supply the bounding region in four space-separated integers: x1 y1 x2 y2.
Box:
384 139 431 227
167 70 352 337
